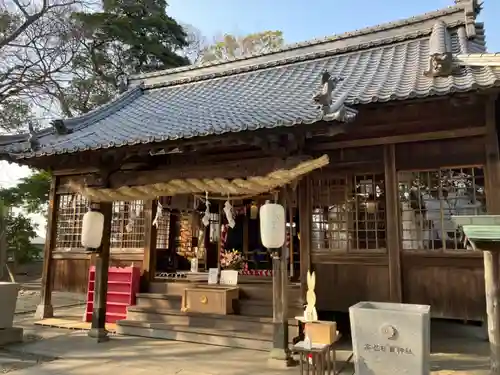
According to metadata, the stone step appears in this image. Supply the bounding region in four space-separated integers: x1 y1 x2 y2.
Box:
125 306 299 337
136 293 182 310
238 299 303 318
115 320 296 351
148 282 193 296
239 282 301 301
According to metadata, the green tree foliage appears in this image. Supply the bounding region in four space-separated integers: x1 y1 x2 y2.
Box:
200 31 284 63
0 170 51 215
6 212 39 264
57 0 191 115
0 170 49 270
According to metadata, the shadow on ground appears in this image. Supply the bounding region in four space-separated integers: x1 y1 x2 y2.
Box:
3 307 493 375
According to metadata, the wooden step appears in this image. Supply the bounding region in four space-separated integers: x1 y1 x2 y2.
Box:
116 319 297 351
136 293 182 310
125 306 299 337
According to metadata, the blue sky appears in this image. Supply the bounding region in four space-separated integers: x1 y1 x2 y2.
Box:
168 0 499 52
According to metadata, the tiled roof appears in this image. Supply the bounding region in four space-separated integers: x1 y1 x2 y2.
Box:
1 0 499 160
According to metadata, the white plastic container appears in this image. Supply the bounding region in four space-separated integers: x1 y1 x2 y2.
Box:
0 282 21 329
349 301 431 375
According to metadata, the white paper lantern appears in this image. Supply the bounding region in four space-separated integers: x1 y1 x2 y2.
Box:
259 201 286 248
81 210 105 249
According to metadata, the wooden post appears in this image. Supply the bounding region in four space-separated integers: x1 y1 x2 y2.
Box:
141 199 157 291
270 190 291 364
384 143 403 302
243 209 249 259
35 176 58 319
288 203 294 279
0 200 7 281
217 203 222 278
298 176 311 306
484 93 500 374
88 201 113 342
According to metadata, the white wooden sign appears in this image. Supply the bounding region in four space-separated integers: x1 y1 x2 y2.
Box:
220 270 238 285
208 268 219 284
190 258 198 273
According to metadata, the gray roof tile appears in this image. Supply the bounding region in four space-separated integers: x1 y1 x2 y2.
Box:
2 1 499 160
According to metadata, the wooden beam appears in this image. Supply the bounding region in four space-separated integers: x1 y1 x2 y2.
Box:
52 167 99 176
312 127 487 151
108 155 314 189
483 94 500 375
384 144 402 302
35 176 58 319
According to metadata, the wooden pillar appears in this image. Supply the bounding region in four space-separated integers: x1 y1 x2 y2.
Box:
298 176 312 305
35 176 58 319
243 210 249 259
88 201 113 342
0 201 7 281
270 190 291 364
384 144 403 302
217 203 223 277
141 199 157 291
483 93 500 374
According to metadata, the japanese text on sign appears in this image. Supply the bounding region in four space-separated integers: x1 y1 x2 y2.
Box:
363 344 413 355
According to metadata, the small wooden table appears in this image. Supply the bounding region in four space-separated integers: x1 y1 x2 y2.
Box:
293 340 338 375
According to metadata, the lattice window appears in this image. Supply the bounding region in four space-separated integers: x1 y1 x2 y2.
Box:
311 173 386 252
111 200 146 249
55 194 147 250
398 167 486 251
55 194 88 250
156 210 171 249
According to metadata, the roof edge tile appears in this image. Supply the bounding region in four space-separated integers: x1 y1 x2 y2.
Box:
63 84 144 131
0 84 145 148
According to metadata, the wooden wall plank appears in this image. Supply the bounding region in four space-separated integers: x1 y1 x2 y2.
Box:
315 263 390 311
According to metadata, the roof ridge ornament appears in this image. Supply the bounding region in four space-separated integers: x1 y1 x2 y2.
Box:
454 0 481 38
51 119 72 135
27 122 39 151
313 71 345 118
424 21 454 77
